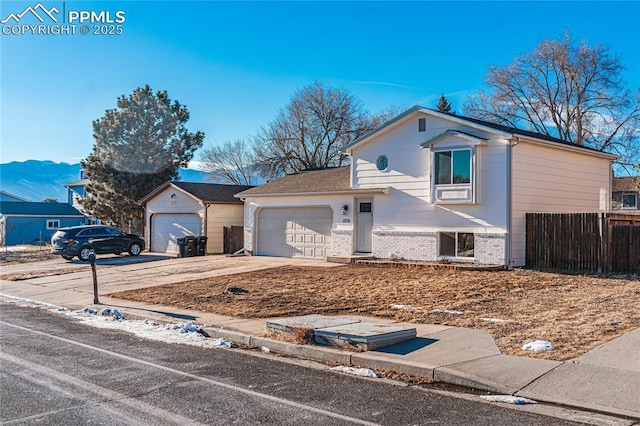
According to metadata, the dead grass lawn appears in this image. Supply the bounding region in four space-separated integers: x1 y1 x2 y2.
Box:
112 265 639 361
0 246 57 265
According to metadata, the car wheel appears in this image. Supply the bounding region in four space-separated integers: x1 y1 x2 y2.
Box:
78 246 93 261
61 255 74 261
128 242 142 256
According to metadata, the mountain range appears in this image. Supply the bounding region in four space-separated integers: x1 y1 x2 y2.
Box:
0 160 211 203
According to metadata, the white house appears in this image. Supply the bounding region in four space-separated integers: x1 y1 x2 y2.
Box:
139 182 253 254
236 106 616 266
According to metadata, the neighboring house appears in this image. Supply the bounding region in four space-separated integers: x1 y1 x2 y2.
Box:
138 182 253 254
0 190 29 202
64 170 89 212
0 202 85 246
236 106 616 266
612 176 639 210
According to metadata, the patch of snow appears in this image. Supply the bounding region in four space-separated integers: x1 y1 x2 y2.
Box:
331 366 379 378
390 304 422 312
481 395 537 405
1 245 31 252
166 321 200 333
1 294 60 310
443 310 463 315
0 295 234 349
522 340 553 351
100 308 124 320
481 317 505 323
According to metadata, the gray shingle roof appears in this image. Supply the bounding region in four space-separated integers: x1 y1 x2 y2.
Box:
236 167 351 197
613 176 639 192
0 202 84 216
171 182 254 203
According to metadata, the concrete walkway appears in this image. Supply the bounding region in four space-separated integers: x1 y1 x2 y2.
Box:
1 254 638 421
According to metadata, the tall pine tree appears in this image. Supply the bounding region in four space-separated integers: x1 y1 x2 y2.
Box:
436 94 452 113
82 85 204 232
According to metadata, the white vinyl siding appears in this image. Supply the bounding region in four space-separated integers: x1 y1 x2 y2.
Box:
351 114 508 238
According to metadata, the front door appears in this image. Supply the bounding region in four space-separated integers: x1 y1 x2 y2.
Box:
356 199 373 253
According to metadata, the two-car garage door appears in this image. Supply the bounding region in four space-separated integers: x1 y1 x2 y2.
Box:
257 208 332 259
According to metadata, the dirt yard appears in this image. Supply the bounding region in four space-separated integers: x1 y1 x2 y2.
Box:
110 264 640 361
0 246 57 265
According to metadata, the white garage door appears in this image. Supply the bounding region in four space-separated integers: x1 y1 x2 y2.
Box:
151 214 200 253
257 208 333 259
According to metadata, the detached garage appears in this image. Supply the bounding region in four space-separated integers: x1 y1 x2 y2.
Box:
139 182 253 255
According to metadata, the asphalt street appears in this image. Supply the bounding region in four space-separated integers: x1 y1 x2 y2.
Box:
0 302 583 426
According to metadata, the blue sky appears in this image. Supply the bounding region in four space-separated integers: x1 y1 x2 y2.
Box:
1 1 639 166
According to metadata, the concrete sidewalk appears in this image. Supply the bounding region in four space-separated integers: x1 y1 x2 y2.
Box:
1 256 638 421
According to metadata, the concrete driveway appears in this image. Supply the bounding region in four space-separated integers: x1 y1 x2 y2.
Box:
0 254 343 307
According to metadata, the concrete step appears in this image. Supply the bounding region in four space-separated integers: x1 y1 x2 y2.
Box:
266 314 416 351
326 255 374 264
315 323 417 351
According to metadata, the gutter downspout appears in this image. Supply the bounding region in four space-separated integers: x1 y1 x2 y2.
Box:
506 136 520 268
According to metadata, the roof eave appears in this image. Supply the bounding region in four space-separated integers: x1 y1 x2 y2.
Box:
341 106 513 153
137 182 202 205
235 187 389 198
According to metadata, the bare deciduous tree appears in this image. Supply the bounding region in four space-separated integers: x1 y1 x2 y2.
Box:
200 138 259 185
254 82 387 179
464 33 639 168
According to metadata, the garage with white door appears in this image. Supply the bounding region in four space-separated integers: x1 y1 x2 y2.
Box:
151 213 200 253
257 207 333 259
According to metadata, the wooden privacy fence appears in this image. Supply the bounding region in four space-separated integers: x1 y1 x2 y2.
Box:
526 213 640 274
223 226 244 254
608 225 640 274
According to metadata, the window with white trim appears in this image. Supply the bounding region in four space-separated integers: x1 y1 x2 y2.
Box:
435 149 471 184
433 148 475 204
47 220 60 229
440 232 474 258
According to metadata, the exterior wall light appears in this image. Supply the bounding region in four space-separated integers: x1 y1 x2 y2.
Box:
341 205 349 215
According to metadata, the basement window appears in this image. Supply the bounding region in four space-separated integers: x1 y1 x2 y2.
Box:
440 232 474 258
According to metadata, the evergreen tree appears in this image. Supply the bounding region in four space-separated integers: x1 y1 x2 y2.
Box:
436 94 452 113
82 85 204 232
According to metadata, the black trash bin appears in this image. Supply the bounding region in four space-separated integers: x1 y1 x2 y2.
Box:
196 236 208 256
184 236 196 257
176 237 187 258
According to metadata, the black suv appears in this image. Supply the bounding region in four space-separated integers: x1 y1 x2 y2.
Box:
51 225 145 261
